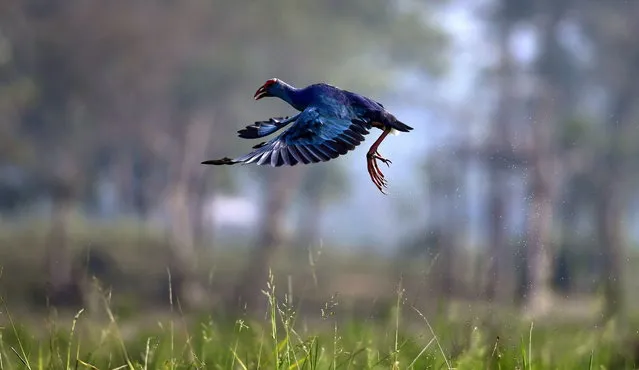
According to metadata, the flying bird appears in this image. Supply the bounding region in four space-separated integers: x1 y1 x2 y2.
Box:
201 78 413 194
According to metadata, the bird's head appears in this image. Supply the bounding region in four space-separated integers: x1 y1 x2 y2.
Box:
254 78 281 100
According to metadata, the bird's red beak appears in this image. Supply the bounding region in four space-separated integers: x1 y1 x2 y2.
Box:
254 85 267 100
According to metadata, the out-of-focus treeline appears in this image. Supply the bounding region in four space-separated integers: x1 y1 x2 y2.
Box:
0 0 638 324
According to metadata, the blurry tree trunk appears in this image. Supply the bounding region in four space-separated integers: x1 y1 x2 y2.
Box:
114 151 135 216
167 182 201 305
520 1 566 315
435 231 455 298
522 85 558 314
295 164 348 251
595 76 639 320
233 168 302 312
297 190 322 251
523 155 555 314
132 155 151 219
190 179 208 245
165 110 212 309
47 156 83 307
484 17 514 303
47 196 78 305
485 175 507 301
596 180 624 319
426 157 459 299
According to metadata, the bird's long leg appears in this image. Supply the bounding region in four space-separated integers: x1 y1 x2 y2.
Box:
366 127 392 194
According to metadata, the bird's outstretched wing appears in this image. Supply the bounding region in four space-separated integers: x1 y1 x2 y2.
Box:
203 106 371 167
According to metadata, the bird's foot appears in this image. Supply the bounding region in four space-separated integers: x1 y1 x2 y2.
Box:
366 153 390 194
373 151 392 167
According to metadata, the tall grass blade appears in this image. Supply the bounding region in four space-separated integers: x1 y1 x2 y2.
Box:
66 309 84 370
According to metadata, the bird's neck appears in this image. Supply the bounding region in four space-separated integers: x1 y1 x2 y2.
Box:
275 83 305 110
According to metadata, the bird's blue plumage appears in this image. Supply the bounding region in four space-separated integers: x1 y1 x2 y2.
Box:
233 106 371 166
203 80 412 168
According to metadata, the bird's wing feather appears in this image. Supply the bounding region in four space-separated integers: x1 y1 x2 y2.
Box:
205 106 371 167
237 115 298 139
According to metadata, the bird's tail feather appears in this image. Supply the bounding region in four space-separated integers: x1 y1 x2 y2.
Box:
391 120 413 133
201 157 238 165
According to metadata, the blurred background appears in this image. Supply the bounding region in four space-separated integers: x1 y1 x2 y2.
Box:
1 0 638 327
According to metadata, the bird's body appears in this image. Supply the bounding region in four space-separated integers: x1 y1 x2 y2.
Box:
202 79 412 193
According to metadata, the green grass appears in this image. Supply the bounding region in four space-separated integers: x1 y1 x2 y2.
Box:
0 275 637 369
0 222 637 369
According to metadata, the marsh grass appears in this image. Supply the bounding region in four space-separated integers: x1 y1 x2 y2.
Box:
0 271 636 370
0 224 636 368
